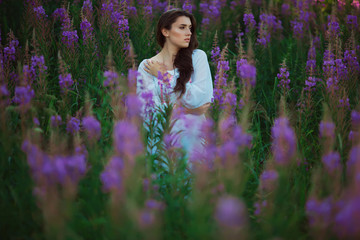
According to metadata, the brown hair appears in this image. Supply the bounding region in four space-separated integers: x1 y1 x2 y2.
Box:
156 9 198 95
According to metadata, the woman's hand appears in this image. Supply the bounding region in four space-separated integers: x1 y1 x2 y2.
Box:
144 59 167 77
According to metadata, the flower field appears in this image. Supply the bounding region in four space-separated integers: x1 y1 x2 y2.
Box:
1 0 360 239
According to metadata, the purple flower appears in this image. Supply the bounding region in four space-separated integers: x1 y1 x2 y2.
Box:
243 13 256 32
13 86 35 105
101 2 114 16
62 30 79 48
271 117 296 166
82 0 93 19
281 3 290 15
100 156 123 192
224 92 237 111
214 60 230 87
138 210 155 228
52 8 66 21
0 84 9 96
50 115 62 127
254 200 267 216
306 60 316 74
145 199 164 210
239 63 256 86
22 140 87 186
20 65 33 85
211 46 221 63
327 18 340 37
347 146 360 169
66 117 80 134
348 130 359 142
4 46 15 62
143 5 152 16
213 88 224 107
103 70 118 87
80 18 94 44
334 196 360 238
140 91 155 117
59 73 74 90
31 55 47 77
224 29 233 39
277 66 290 90
322 152 341 174
182 0 193 13
351 111 360 129
128 6 137 15
54 154 87 184
346 15 358 30
33 6 47 18
82 116 101 140
259 13 282 32
319 121 335 138
127 69 139 87
291 20 304 39
260 169 279 192
256 35 270 47
308 45 316 60
125 94 143 118
215 196 247 228
304 76 317 92
113 120 143 158
201 17 210 27
323 56 336 78
306 197 333 228
33 117 40 126
338 97 350 109
344 50 360 73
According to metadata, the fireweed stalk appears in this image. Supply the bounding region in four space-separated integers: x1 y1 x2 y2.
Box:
26 1 52 55
21 139 87 238
257 13 283 47
211 41 229 111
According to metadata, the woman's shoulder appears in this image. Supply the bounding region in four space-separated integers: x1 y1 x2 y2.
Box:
138 59 147 69
138 54 161 69
192 49 207 59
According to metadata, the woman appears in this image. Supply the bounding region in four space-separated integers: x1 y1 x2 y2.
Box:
137 9 213 158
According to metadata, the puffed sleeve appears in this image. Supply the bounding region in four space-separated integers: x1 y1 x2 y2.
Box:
180 49 214 109
137 60 161 116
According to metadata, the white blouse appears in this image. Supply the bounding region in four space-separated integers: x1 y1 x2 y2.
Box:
137 49 213 111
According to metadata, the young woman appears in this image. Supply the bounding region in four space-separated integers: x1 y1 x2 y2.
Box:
137 9 213 157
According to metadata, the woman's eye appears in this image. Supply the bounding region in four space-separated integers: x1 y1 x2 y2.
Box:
180 27 185 29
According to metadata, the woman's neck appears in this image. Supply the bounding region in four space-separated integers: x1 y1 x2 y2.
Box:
159 43 179 66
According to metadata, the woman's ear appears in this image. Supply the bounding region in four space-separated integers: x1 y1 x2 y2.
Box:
162 28 169 38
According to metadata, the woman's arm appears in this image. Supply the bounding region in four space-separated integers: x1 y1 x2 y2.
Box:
180 49 214 109
176 102 210 115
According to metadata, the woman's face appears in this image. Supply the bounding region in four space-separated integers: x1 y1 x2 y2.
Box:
163 16 192 49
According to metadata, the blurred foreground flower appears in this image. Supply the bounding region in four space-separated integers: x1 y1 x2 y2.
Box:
13 85 35 106
271 117 296 166
100 156 124 192
215 196 247 228
66 117 80 134
59 73 74 90
82 116 101 140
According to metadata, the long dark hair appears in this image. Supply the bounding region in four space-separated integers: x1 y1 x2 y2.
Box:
156 9 198 95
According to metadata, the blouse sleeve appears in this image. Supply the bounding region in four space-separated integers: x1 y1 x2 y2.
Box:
137 60 161 115
180 49 214 109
